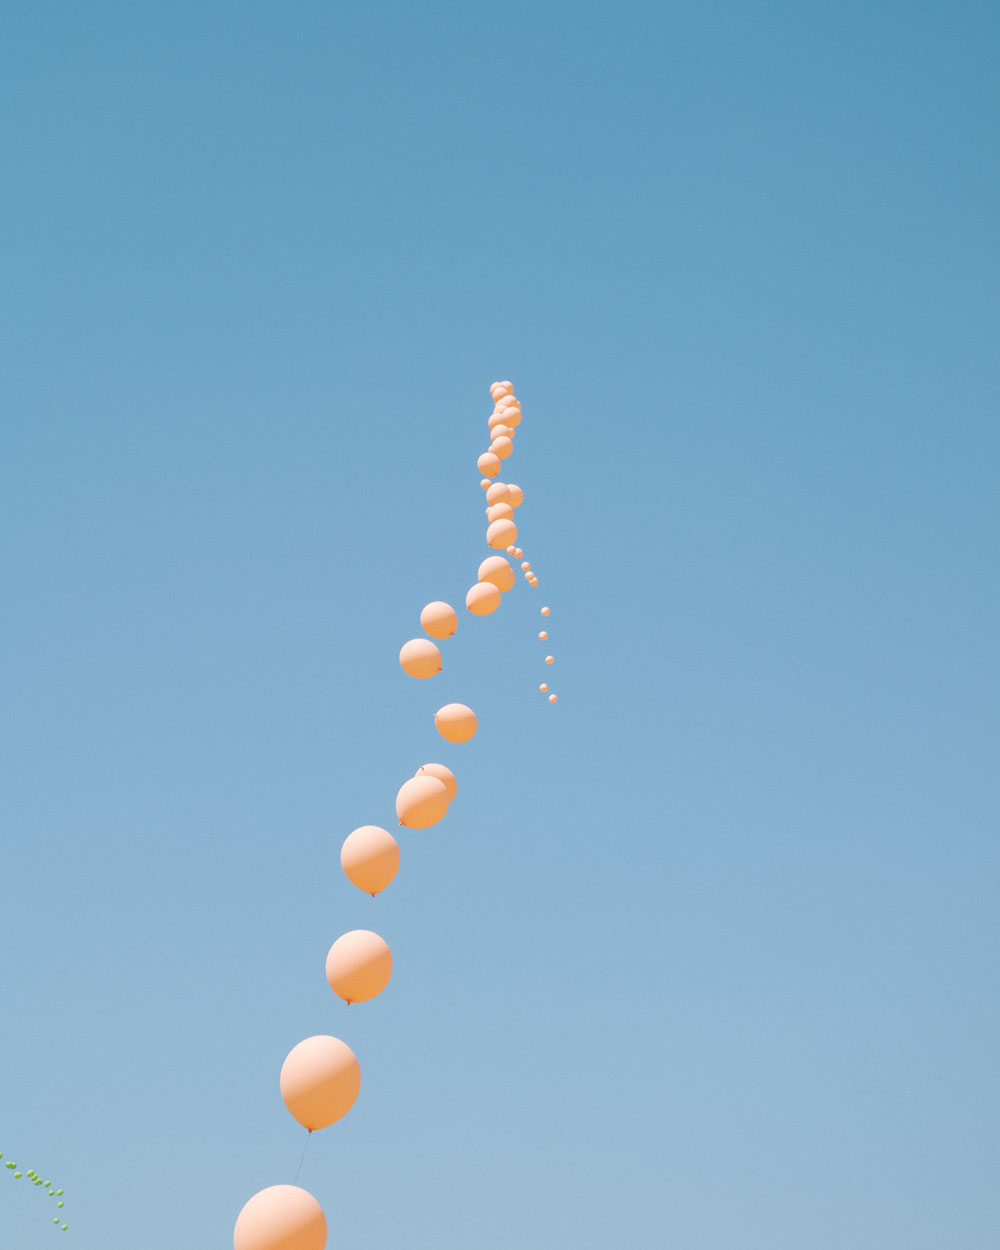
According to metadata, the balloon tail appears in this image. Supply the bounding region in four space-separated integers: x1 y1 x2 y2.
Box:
293 1131 311 1185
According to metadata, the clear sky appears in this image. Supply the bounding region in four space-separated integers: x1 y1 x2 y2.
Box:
2 2 998 1247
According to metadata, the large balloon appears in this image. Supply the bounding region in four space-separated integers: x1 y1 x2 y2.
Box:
233 1185 327 1250
486 519 517 549
485 482 511 506
420 601 457 639
340 825 400 895
399 638 441 678
506 483 524 507
489 436 513 460
466 581 501 615
486 502 514 523
396 775 450 828
488 412 512 432
416 762 457 802
477 452 500 478
280 1036 360 1131
478 555 515 592
325 930 393 1004
434 703 478 743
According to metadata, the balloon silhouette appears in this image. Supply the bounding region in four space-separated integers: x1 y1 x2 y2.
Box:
396 775 450 828
340 825 400 896
280 1036 360 1131
326 930 393 1004
415 762 457 802
434 703 477 743
466 581 501 615
234 1185 327 1250
399 639 442 679
420 601 457 639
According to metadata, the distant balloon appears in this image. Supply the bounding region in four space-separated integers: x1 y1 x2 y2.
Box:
545 655 554 665
490 436 513 460
466 581 502 615
539 683 548 692
434 703 478 744
485 482 511 506
487 519 517 549
506 484 524 508
396 775 450 828
325 930 393 1004
280 1036 360 1131
506 544 517 555
541 606 551 616
478 555 515 592
539 631 548 640
234 1185 327 1250
341 825 400 895
480 478 491 489
420 601 458 639
399 638 442 679
514 547 524 558
521 561 531 571
486 502 514 523
416 762 457 802
496 381 514 398
548 694 558 703
477 452 501 478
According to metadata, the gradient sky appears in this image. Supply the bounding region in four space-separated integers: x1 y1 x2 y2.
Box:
2 2 998 1248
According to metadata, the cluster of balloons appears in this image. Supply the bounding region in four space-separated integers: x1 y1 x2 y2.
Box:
234 381 554 1250
2 1152 68 1231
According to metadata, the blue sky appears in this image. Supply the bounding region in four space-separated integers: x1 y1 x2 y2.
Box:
2 2 998 1247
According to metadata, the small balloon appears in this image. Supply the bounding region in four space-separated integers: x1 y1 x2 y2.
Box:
514 547 524 558
416 762 457 802
478 555 515 592
396 775 450 828
545 655 554 664
341 825 400 895
280 1036 361 1131
399 638 442 679
485 482 511 506
477 452 501 478
548 694 558 703
506 484 524 508
521 561 531 571
434 703 478 744
466 581 502 615
488 412 511 431
506 544 517 555
539 631 548 640
489 423 513 440
420 601 458 639
480 478 491 489
541 606 551 616
487 519 517 549
540 683 548 692
234 1185 327 1250
326 930 393 1004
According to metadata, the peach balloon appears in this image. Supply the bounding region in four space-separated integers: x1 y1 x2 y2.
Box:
434 703 478 744
485 482 511 505
480 478 491 489
396 775 450 828
490 436 513 460
399 638 442 679
495 381 513 397
477 452 501 477
486 502 514 523
548 694 558 703
539 631 548 640
539 683 548 692
500 408 521 428
490 424 513 440
420 601 458 640
325 930 393 1004
341 825 400 896
506 544 517 555
541 606 551 616
466 581 502 615
506 484 524 508
521 561 531 571
234 1185 327 1250
545 655 554 664
280 1036 360 1131
487 519 517 549
514 547 524 558
416 762 457 803
488 412 511 431
478 555 515 592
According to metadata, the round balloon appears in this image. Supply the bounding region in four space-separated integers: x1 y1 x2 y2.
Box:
485 482 511 506
420 601 458 639
489 423 513 440
490 436 513 460
396 775 450 828
539 683 548 692
480 477 491 489
416 762 457 802
340 825 400 896
478 555 515 592
234 1185 327 1250
545 655 554 665
280 1036 360 1131
548 694 558 703
538 630 548 640
466 581 502 615
488 412 511 432
506 484 524 508
434 703 478 744
325 930 393 1004
486 519 517 549
521 561 531 571
541 606 551 616
399 638 441 679
477 452 500 478
486 502 514 523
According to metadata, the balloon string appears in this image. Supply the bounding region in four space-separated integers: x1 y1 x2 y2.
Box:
293 1131 311 1184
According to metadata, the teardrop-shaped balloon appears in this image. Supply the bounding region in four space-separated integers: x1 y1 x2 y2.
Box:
477 452 501 478
485 482 511 506
395 775 450 828
466 581 501 615
234 1185 327 1250
486 519 517 549
341 825 400 896
280 1036 360 1131
325 930 393 1004
434 703 478 744
420 601 458 639
399 638 442 678
478 555 515 592
415 762 457 802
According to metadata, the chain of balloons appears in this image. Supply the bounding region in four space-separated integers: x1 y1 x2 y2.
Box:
232 382 553 1249
2 1152 68 1231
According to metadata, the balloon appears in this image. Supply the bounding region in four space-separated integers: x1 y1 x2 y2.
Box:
399 638 442 679
420 601 458 639
514 547 524 559
540 683 548 692
506 544 517 555
489 423 513 441
488 412 511 431
480 478 491 489
490 436 513 460
478 555 515 592
541 606 551 616
434 703 477 744
486 502 514 523
499 407 521 428
485 482 511 505
521 561 531 571
545 655 554 664
416 762 457 802
341 825 400 895
539 631 548 640
466 581 502 615
279 1036 360 1131
506 484 524 508
326 930 392 1004
495 381 513 398
234 1185 327 1250
548 694 558 703
396 775 450 828
477 452 501 478
486 519 517 549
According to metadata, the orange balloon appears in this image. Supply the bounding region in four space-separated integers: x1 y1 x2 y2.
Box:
420 601 457 639
480 478 491 489
485 482 511 505
489 423 513 441
466 581 502 615
416 762 457 802
506 484 524 508
325 930 393 1004
477 452 500 478
434 703 478 744
234 1185 327 1250
500 408 521 428
538 631 548 640
541 606 551 616
490 436 513 460
486 502 514 523
399 638 442 679
545 655 554 664
521 561 531 571
506 544 517 555
487 519 517 549
496 392 517 408
548 694 558 703
539 683 548 692
514 547 524 558
478 555 515 592
341 825 400 896
396 775 450 828
488 412 511 432
495 381 513 398
280 1036 360 1131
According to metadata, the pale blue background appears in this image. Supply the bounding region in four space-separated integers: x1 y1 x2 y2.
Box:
2 2 998 1247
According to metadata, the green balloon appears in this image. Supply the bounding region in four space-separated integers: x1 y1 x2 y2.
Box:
54 1218 60 1224
14 1172 22 1178
57 1201 64 1207
57 1189 63 1195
